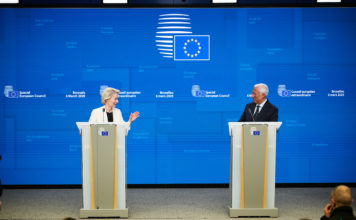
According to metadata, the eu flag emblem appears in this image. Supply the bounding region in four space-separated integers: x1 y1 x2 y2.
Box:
253 131 260 136
174 35 210 61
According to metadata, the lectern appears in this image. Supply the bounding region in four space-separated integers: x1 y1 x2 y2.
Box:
76 122 129 218
228 122 282 217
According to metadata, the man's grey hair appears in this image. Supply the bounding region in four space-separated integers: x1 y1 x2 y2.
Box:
254 83 269 96
101 87 120 105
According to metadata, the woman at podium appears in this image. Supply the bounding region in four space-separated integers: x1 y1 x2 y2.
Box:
89 87 139 126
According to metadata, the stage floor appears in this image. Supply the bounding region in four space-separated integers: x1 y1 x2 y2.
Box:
0 187 355 220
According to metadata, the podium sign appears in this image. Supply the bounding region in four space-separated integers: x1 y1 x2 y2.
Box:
76 122 128 218
228 122 282 217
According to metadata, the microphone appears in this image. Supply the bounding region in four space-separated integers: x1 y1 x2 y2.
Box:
248 108 255 122
102 108 105 122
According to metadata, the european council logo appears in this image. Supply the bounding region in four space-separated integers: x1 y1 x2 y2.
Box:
249 127 261 136
278 84 291 97
155 13 210 61
4 85 18 98
155 13 192 59
174 35 210 61
191 85 206 97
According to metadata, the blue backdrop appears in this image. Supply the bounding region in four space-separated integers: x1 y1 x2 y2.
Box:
0 8 356 184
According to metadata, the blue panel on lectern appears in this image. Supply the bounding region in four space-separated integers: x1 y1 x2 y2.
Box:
0 8 356 184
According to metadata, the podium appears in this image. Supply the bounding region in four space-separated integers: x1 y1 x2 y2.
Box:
228 122 282 217
76 122 129 218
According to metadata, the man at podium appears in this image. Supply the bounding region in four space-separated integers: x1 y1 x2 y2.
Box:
239 83 278 122
89 87 139 126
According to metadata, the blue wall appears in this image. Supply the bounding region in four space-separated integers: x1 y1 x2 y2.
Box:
0 8 356 184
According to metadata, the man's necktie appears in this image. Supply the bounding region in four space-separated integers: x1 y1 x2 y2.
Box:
253 105 260 121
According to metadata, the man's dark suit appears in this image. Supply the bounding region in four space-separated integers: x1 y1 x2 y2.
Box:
320 206 356 220
239 99 278 122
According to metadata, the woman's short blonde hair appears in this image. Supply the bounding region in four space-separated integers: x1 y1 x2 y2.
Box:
101 87 120 105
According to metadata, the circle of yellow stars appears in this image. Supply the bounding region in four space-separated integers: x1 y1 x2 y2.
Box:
183 38 202 58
